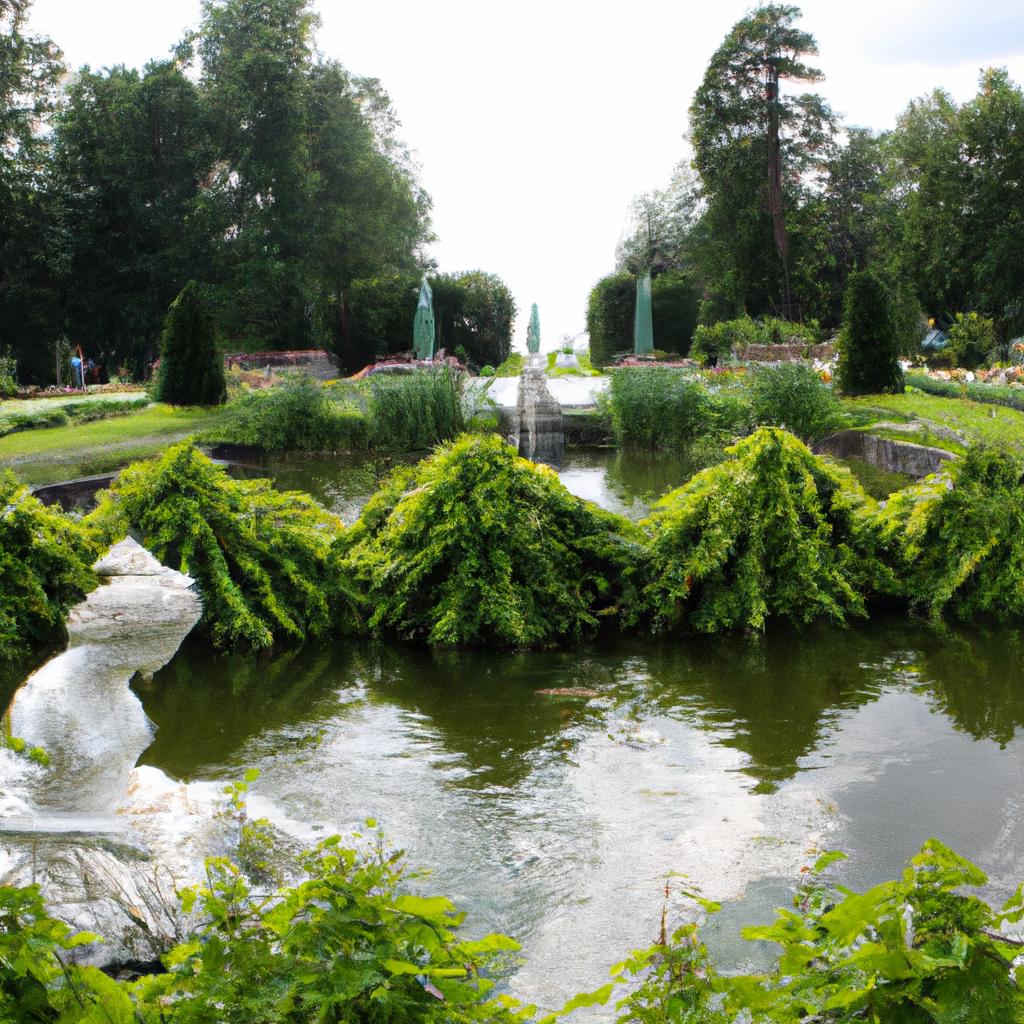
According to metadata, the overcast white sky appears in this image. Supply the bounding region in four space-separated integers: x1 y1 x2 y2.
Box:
28 0 1024 352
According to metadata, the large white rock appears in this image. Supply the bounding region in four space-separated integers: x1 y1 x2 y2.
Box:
8 538 201 812
1 538 219 968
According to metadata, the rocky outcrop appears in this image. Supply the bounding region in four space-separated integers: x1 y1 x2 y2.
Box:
814 430 954 478
0 538 231 968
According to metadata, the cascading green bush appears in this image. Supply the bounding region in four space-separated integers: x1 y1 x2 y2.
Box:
0 471 100 662
875 444 1024 623
642 427 894 633
86 442 351 650
336 433 648 648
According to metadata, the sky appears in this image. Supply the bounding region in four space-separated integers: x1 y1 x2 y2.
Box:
27 0 1024 353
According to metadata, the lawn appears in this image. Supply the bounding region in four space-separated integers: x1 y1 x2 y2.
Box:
841 391 1024 452
0 391 148 417
0 403 235 486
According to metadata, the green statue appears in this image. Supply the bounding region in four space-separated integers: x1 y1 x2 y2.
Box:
527 303 541 355
634 272 654 354
413 276 435 360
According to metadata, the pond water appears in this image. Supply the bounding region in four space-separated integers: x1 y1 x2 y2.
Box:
116 448 1024 1010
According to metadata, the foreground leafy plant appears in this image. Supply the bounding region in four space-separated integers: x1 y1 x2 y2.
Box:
876 444 1024 623
1 834 533 1024
0 471 100 662
643 428 892 633
86 442 349 650
337 433 647 647
571 840 1024 1023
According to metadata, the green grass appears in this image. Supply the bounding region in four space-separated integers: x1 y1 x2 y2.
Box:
841 391 1024 451
0 403 234 486
545 350 602 376
0 391 148 417
835 456 914 500
493 352 524 377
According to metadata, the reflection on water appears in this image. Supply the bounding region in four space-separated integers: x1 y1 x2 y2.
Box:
137 620 1024 1011
236 446 699 523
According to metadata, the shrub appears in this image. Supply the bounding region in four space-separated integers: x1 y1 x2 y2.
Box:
0 472 100 662
337 433 647 647
86 443 348 649
587 272 701 367
0 833 529 1024
607 367 748 449
220 376 368 451
479 364 495 377
691 317 758 365
760 315 819 346
748 362 843 441
875 444 1024 623
367 368 466 449
156 281 227 406
494 351 524 377
836 269 904 396
946 311 996 370
586 272 635 368
574 840 1024 1024
643 428 891 632
0 353 17 397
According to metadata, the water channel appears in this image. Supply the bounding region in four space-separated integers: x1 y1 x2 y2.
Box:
8 447 1024 1010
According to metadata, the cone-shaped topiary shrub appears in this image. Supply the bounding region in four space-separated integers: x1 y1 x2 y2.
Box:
86 442 350 650
642 428 892 633
0 471 100 661
836 268 904 396
336 433 648 647
875 445 1024 623
155 281 226 406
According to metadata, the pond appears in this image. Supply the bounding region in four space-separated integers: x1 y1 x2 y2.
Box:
113 448 1024 1009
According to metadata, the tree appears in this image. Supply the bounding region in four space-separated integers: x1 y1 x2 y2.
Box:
615 163 700 276
891 69 1024 339
53 60 213 377
156 281 226 405
689 4 836 318
836 268 904 396
0 0 66 383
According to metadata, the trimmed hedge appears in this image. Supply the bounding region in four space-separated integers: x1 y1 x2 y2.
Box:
907 371 1024 413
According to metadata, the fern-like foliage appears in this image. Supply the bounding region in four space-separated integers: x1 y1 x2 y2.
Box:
337 433 647 648
875 444 1024 623
643 428 892 632
87 443 350 650
0 471 100 662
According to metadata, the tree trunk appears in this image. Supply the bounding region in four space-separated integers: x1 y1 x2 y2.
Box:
766 61 792 315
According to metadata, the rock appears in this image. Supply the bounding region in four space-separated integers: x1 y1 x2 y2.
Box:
0 768 233 967
554 352 579 369
0 538 212 968
8 538 201 811
813 430 954 478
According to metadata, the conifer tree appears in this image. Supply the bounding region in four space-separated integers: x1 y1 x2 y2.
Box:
155 281 226 405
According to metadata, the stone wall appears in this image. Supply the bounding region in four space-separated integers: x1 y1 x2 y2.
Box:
814 430 954 478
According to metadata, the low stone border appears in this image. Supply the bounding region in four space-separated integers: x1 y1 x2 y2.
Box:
814 430 954 478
